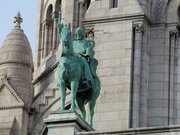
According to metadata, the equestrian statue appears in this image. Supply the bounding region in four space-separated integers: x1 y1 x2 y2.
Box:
57 23 101 127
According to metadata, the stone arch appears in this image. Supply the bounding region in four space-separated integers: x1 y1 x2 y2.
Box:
44 4 53 56
152 0 180 24
41 0 63 58
46 4 53 21
165 0 180 23
55 0 61 12
43 0 61 20
43 2 53 18
151 0 169 23
43 0 61 18
83 0 93 20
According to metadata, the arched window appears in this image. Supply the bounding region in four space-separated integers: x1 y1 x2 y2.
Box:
41 5 53 58
46 5 53 21
44 4 53 56
110 0 118 8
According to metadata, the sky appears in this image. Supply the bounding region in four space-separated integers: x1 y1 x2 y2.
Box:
0 0 38 58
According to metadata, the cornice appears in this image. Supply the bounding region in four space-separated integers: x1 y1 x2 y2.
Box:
83 14 152 26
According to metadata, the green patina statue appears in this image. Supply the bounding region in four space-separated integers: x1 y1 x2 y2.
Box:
57 25 101 127
73 27 99 87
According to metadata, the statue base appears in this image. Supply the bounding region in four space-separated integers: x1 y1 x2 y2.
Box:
44 111 94 135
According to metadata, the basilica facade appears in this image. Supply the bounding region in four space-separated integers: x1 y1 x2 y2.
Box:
1 0 180 135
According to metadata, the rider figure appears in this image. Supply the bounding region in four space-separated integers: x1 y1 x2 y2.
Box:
73 27 98 87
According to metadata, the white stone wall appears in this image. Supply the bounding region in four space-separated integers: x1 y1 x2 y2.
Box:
0 108 29 135
148 26 179 126
148 26 167 126
77 125 180 135
0 64 32 104
32 0 150 132
147 0 180 127
32 0 180 134
175 38 180 124
32 0 81 134
86 20 133 130
85 0 144 20
138 0 152 20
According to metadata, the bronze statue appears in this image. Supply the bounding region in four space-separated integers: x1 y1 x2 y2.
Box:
57 25 101 127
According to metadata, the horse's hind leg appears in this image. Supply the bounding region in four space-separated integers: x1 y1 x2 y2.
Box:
58 80 66 111
76 98 86 120
89 100 96 127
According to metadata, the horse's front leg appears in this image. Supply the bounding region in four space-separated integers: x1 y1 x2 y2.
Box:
58 80 66 112
70 81 78 111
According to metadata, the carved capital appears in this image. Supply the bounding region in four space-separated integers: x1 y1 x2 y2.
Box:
51 12 59 19
45 20 52 28
134 23 145 34
42 19 52 27
170 30 178 39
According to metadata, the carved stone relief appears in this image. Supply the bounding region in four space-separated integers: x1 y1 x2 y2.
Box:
152 0 166 23
166 0 180 23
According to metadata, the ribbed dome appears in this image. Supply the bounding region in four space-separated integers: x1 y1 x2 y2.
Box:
0 12 33 67
0 12 33 105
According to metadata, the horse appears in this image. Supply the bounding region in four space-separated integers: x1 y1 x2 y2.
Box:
57 25 100 126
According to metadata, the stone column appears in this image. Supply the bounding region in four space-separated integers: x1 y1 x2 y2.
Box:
79 0 85 27
41 22 45 58
63 0 75 28
169 30 178 124
44 111 94 135
44 21 50 57
175 31 180 124
131 23 144 127
52 12 58 49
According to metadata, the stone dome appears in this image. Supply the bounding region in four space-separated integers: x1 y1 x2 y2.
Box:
0 12 33 105
0 12 33 67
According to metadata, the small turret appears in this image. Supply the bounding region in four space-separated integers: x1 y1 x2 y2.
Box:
0 12 33 105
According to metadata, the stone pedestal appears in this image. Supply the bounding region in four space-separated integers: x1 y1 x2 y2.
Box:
44 111 94 135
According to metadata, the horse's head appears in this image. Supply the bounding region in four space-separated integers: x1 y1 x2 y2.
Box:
61 24 72 45
61 24 73 56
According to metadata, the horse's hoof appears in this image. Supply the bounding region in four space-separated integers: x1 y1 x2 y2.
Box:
69 108 75 112
59 109 65 113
